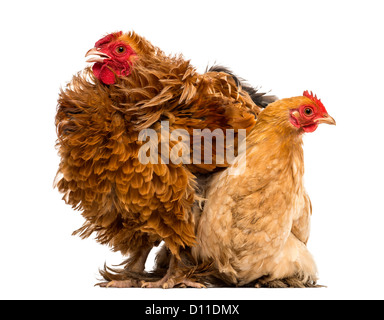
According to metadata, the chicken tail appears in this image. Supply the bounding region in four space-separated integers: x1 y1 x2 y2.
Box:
206 65 278 108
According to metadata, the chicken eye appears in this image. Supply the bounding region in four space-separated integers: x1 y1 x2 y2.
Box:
116 46 126 54
304 107 313 116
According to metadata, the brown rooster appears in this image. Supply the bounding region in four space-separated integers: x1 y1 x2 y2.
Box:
55 31 274 288
186 91 336 287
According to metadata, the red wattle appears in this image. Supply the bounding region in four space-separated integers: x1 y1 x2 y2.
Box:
302 123 319 133
92 63 116 85
99 67 116 85
92 63 102 79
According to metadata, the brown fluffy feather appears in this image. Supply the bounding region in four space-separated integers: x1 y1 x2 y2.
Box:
55 32 268 278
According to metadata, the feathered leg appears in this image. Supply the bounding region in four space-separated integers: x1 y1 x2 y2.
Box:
98 246 153 288
141 255 206 289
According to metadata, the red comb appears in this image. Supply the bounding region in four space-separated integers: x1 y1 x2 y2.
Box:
95 31 123 48
303 90 327 113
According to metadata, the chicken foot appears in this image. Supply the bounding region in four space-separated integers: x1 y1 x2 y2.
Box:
141 255 206 289
98 278 142 288
97 246 153 288
254 275 319 288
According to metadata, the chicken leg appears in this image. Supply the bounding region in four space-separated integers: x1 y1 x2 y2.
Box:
98 246 153 288
141 255 206 289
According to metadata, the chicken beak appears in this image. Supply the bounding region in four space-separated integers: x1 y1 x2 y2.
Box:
316 114 336 126
85 48 110 63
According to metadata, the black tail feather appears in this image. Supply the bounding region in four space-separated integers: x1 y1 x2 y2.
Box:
206 65 278 108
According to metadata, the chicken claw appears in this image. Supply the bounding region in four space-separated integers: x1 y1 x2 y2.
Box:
141 278 206 289
97 279 142 288
141 254 206 289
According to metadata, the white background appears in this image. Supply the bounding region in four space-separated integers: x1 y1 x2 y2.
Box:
1 0 383 300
